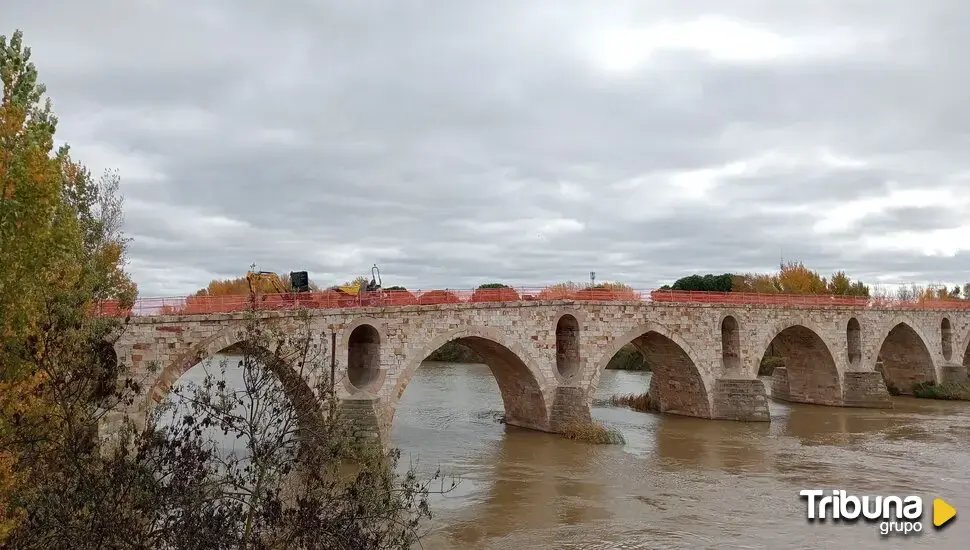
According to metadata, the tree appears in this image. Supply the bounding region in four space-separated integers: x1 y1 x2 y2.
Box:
667 273 734 292
3 30 443 549
826 270 869 297
777 261 827 294
476 282 510 289
5 298 448 549
827 271 851 295
537 282 582 300
732 273 780 293
0 29 132 539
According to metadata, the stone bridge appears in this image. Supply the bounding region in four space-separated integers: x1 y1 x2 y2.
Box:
106 299 970 446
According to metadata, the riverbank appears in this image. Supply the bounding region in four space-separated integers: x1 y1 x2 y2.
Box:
913 381 970 400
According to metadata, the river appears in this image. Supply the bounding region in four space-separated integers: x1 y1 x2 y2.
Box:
169 359 969 548
395 362 969 549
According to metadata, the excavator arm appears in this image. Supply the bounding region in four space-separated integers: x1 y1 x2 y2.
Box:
247 271 289 295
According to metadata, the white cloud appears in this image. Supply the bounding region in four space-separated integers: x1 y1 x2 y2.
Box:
584 14 875 73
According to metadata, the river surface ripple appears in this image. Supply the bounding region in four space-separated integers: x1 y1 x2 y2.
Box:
394 362 970 549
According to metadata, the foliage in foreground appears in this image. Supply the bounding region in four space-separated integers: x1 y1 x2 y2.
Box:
912 381 970 401
0 28 445 549
559 422 625 445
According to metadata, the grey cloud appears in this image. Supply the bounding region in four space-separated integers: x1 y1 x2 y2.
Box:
4 0 970 295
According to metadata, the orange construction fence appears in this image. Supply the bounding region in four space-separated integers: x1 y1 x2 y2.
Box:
89 287 970 317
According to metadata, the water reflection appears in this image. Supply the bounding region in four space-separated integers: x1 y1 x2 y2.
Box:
393 363 970 549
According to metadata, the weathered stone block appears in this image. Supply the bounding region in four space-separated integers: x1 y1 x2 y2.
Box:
842 372 893 409
712 378 770 421
940 365 969 384
548 386 592 432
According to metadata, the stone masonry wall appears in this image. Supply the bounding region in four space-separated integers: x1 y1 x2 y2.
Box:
711 378 770 421
841 372 893 408
110 301 970 445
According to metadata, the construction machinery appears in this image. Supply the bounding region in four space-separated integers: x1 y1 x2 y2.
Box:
246 270 289 296
333 264 385 306
245 270 312 309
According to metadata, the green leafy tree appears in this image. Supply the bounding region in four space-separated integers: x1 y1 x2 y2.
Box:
477 282 510 289
666 273 734 292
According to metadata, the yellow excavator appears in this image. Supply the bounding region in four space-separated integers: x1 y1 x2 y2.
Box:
246 270 312 304
246 271 289 295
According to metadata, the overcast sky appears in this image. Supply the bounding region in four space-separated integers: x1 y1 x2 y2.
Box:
4 1 969 297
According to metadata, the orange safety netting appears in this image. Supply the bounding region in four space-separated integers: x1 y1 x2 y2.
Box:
89 287 970 317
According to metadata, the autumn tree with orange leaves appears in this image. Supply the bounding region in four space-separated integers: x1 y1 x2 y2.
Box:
1 29 137 543
1 30 444 550
674 262 871 297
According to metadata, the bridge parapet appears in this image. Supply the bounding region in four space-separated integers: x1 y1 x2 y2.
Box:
93 288 970 318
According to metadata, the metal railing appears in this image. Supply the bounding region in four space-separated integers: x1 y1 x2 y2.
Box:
89 287 970 317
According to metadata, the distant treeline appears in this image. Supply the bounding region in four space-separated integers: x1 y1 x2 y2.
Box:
425 341 482 363
659 261 871 296
605 344 651 371
660 262 970 301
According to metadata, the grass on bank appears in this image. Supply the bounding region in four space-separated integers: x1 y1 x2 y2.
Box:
559 422 625 445
609 392 652 412
912 381 970 401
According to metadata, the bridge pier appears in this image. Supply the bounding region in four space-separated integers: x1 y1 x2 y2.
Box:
841 372 893 408
338 396 387 448
549 386 592 432
940 364 970 384
771 368 893 409
711 377 770 421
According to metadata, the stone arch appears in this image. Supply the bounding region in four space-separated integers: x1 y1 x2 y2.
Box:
555 313 581 380
135 325 323 442
876 321 937 394
394 326 551 432
759 321 842 406
720 314 741 372
941 317 953 361
591 322 713 418
846 317 862 367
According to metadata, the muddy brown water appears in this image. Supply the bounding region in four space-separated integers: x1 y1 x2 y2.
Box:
169 358 968 548
394 363 969 549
